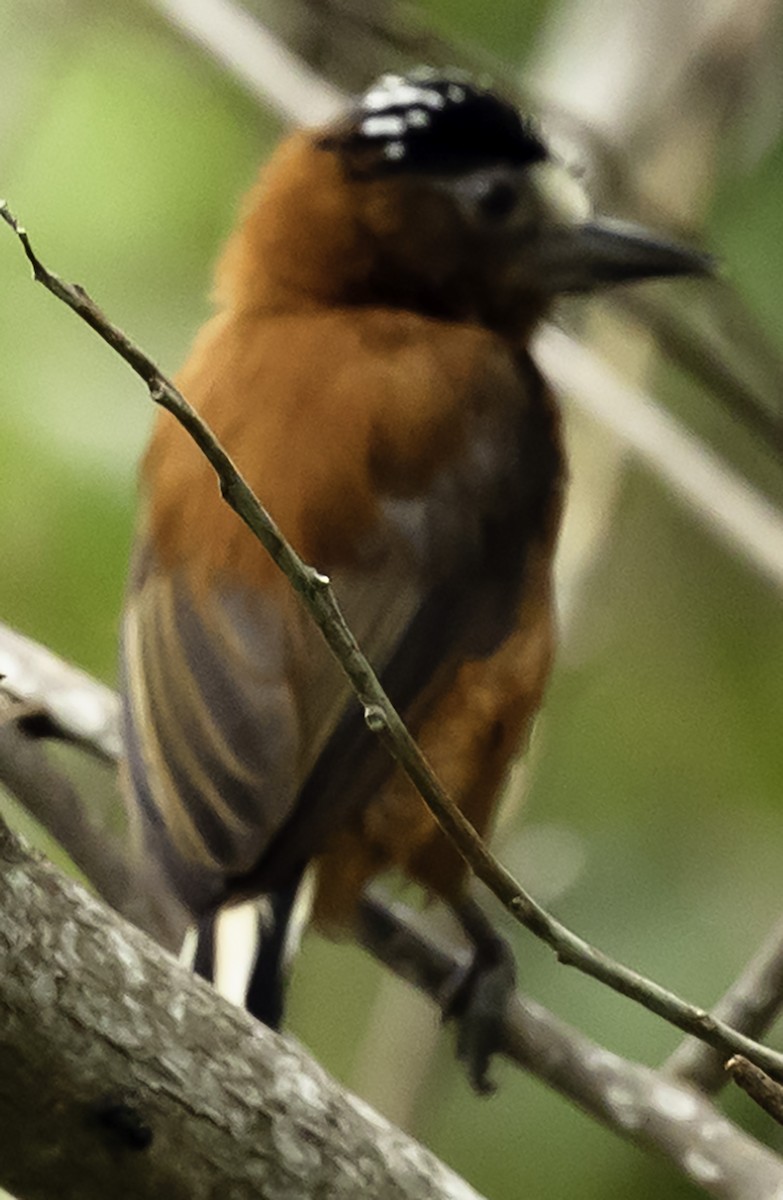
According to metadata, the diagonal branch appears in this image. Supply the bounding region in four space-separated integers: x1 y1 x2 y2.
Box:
0 623 120 763
2 208 783 1085
357 895 783 1199
148 0 345 124
725 1056 783 1128
535 325 783 591
0 707 130 911
7 611 783 1110
665 915 783 1092
2 635 783 1195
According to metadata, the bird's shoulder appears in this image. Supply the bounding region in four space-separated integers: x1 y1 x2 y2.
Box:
143 306 551 589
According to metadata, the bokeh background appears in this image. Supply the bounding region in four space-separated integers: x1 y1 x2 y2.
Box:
1 1 782 1196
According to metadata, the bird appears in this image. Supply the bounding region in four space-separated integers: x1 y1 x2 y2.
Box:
120 69 709 1093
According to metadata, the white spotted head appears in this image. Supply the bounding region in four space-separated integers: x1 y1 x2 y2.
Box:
320 69 548 177
306 68 710 319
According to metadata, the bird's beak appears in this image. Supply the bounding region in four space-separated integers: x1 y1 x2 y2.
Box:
531 217 714 294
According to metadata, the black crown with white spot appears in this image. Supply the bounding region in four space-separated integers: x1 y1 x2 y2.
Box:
323 71 548 176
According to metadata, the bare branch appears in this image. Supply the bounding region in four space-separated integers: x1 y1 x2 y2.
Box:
0 714 129 911
535 325 783 592
726 1057 783 1129
9 618 783 1105
5 622 783 1190
358 896 783 1200
147 0 345 124
666 915 783 1092
0 815 488 1200
0 622 120 762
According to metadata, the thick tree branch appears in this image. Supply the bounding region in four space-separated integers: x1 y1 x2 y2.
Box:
0 713 130 911
2 205 783 1078
7 615 783 1109
3 623 783 1194
0 815 488 1200
0 622 120 763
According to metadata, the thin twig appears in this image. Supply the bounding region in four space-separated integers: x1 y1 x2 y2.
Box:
665 914 783 1092
4 204 783 1083
726 1056 783 1128
358 895 783 1198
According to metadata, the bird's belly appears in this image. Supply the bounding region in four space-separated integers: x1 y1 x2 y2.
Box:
311 539 555 931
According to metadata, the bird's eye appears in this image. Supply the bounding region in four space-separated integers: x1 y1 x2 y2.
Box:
478 181 517 222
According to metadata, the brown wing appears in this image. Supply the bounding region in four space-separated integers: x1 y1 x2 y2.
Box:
121 307 560 916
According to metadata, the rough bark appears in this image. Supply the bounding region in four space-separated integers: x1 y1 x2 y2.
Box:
0 818 484 1200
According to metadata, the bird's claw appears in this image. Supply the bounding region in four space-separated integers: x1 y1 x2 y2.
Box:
440 936 516 1095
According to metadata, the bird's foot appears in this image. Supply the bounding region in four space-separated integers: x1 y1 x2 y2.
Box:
440 918 516 1095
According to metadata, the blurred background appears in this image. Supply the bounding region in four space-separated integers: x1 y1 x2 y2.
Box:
1 0 782 1196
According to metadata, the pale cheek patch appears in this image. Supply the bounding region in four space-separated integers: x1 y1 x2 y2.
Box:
533 161 592 225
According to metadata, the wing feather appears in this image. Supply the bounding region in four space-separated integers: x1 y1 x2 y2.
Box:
122 309 559 915
123 562 301 911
